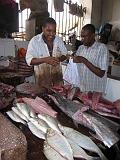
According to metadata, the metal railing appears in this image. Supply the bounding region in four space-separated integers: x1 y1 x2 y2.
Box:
14 0 85 42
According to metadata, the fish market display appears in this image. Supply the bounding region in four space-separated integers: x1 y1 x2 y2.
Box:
28 121 45 140
38 114 61 133
6 110 26 125
12 107 29 122
59 125 107 160
44 141 66 160
46 128 74 160
51 84 120 118
67 138 100 160
49 93 120 148
29 117 49 133
74 91 120 118
22 97 57 118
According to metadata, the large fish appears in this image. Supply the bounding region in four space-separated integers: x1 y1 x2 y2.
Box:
38 114 61 133
49 93 120 148
12 107 28 122
67 139 100 160
16 103 31 120
22 97 57 118
28 121 45 140
16 102 37 119
59 125 107 160
29 117 49 133
43 141 66 160
46 128 74 160
6 110 26 125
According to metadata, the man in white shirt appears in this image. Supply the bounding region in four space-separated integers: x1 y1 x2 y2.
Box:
73 24 108 93
26 17 67 87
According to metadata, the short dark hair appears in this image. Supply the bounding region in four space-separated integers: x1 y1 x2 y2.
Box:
42 17 56 27
82 24 95 33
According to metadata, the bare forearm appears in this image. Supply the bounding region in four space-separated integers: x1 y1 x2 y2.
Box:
84 59 105 77
74 56 105 78
30 58 46 65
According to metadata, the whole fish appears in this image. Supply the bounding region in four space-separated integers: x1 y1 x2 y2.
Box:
43 141 66 160
12 107 28 122
29 117 49 133
22 97 57 118
59 125 107 160
67 139 100 160
16 102 37 119
46 128 74 160
6 110 26 125
16 103 31 120
28 121 45 140
38 114 61 133
50 93 120 148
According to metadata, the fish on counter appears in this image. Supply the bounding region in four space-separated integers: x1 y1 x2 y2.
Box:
46 128 74 160
11 106 29 122
22 97 57 118
74 91 120 118
44 141 66 160
49 93 120 148
67 138 101 160
58 125 107 160
29 117 49 133
6 110 26 125
28 121 45 140
38 114 61 133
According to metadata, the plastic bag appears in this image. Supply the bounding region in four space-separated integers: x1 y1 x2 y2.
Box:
63 58 80 87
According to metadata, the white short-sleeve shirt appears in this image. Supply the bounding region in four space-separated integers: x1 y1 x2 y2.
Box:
26 33 67 66
76 41 108 93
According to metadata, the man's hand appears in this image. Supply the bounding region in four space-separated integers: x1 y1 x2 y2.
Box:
44 57 60 66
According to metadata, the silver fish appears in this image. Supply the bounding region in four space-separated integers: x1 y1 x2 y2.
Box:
12 107 28 122
38 114 61 133
46 128 74 160
50 93 120 148
59 125 107 160
28 122 45 140
16 103 31 120
67 138 100 160
29 117 49 133
43 141 66 160
6 110 26 125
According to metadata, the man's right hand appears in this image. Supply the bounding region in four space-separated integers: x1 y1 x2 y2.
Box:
44 57 60 66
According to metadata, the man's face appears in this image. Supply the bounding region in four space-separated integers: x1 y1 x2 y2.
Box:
42 23 56 42
81 29 95 46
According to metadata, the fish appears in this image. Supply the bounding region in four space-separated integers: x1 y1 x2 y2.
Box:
28 121 45 140
46 128 74 160
22 97 57 118
29 117 49 133
58 125 107 160
11 107 28 122
67 87 80 100
16 102 37 119
16 103 31 120
38 114 61 133
67 139 100 160
49 93 120 148
6 110 26 125
43 141 66 160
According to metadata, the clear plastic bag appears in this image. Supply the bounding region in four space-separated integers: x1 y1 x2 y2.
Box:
63 58 80 87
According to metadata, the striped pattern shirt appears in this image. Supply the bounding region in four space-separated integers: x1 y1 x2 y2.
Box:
76 42 108 93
